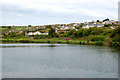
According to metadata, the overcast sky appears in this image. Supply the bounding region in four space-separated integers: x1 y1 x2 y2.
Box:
0 0 119 26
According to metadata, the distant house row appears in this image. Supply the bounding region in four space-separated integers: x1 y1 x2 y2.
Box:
82 20 116 29
82 23 103 28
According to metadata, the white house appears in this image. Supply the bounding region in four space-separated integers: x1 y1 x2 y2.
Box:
33 31 42 35
41 33 48 35
103 20 114 24
82 23 103 28
26 31 48 36
69 26 75 29
60 26 75 30
82 25 89 28
27 32 33 36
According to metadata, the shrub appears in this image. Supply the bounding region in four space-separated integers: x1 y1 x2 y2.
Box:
62 34 68 37
91 35 105 41
34 35 48 39
104 36 112 47
71 32 78 39
112 34 120 42
60 32 65 34
47 40 50 43
68 29 76 35
83 29 90 36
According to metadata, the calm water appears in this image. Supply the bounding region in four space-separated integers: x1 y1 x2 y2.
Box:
1 44 119 78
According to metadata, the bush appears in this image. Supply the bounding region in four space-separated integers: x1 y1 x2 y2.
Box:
91 35 105 41
89 27 105 35
71 32 78 39
34 35 48 39
60 32 65 34
104 24 111 27
104 36 112 47
110 27 120 38
112 34 120 42
68 29 76 35
47 40 50 43
62 34 68 37
95 41 103 45
83 29 90 36
78 29 84 37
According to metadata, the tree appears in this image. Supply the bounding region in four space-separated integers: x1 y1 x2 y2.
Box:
110 27 120 38
110 27 120 42
96 20 100 22
104 24 111 27
8 26 12 29
83 29 90 36
48 28 56 38
28 25 32 27
72 32 78 39
45 25 52 29
112 34 120 42
8 31 17 37
78 29 84 37
68 29 76 35
89 27 105 35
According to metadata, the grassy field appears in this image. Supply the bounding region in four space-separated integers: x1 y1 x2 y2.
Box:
0 28 9 29
15 27 31 30
0 27 31 30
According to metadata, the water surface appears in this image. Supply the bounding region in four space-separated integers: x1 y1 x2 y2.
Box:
1 44 119 78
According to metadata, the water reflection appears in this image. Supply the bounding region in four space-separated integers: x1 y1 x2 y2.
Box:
0 44 66 48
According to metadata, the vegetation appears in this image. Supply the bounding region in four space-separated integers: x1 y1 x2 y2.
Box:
1 25 120 48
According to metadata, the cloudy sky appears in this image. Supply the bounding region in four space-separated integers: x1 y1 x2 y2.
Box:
0 0 119 26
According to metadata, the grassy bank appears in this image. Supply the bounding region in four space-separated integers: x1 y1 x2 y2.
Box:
1 38 120 48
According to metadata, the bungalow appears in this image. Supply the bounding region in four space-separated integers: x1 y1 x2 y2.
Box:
26 31 48 36
9 29 16 32
69 26 75 29
60 26 75 30
27 32 33 36
82 24 94 28
33 31 41 35
102 20 114 24
41 33 48 35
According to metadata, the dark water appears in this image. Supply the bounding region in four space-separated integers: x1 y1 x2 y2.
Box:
1 44 119 78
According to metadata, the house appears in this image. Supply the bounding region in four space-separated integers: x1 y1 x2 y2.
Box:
9 29 16 32
82 24 94 28
41 33 48 35
82 23 103 28
111 27 116 29
56 30 67 34
82 25 89 28
69 26 75 29
33 31 41 35
26 31 48 36
27 32 33 36
19 30 23 33
103 20 114 24
60 26 75 30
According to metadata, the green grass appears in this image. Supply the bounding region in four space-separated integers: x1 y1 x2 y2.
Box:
15 27 31 30
0 28 8 29
1 37 120 48
0 27 32 30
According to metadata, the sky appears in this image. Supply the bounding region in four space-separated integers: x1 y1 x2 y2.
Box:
0 0 119 26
